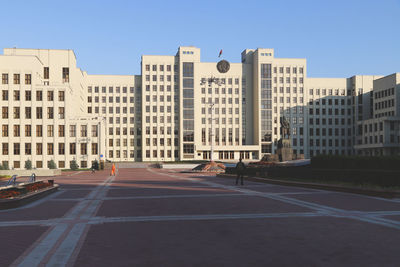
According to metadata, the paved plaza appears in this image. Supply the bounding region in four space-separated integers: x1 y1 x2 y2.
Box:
2 165 400 266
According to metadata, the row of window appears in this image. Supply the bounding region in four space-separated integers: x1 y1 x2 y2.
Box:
362 135 399 144
273 97 305 104
1 107 65 119
271 77 304 84
202 97 240 105
375 99 395 110
1 142 97 155
1 90 65 101
144 138 179 146
144 95 174 102
309 108 351 116
375 111 396 118
108 138 135 147
2 74 31 85
144 64 173 72
88 106 135 114
273 87 304 94
201 117 240 125
108 127 136 135
310 139 352 147
1 124 97 138
145 75 175 82
201 87 240 95
144 150 178 158
88 86 134 94
310 98 347 106
108 150 135 158
272 67 304 74
310 128 350 137
309 118 352 126
107 117 135 124
375 88 395 99
145 85 175 92
309 88 347 96
144 126 178 135
1 160 90 169
88 96 134 103
310 150 352 157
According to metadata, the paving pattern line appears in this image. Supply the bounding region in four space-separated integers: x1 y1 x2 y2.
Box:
148 168 400 230
46 171 118 266
13 171 118 267
16 224 69 267
88 212 324 223
46 223 87 267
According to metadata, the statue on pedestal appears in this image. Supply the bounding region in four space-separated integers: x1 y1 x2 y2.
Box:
277 116 293 162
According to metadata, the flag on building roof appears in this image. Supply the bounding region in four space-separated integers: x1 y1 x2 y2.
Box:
218 49 223 57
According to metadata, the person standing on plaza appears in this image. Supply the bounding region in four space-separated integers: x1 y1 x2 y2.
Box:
111 163 116 176
235 158 246 185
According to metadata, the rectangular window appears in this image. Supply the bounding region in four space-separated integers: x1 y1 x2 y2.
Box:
2 73 8 84
25 91 31 101
2 90 8 100
58 143 65 155
47 125 54 137
44 67 49 79
2 125 8 137
36 143 42 155
2 143 8 155
58 91 65 101
47 143 54 155
25 143 32 155
58 125 65 137
80 143 87 155
14 143 20 155
62 68 69 82
70 143 76 154
25 74 31 84
14 74 20 84
25 125 31 137
2 107 8 119
81 125 87 137
36 125 42 137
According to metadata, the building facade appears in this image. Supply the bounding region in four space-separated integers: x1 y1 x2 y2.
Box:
0 47 399 169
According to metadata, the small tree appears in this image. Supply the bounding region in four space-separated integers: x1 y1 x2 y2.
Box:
92 159 99 170
48 160 57 169
25 160 32 170
70 159 79 171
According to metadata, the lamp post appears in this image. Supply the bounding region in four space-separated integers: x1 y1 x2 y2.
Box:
200 77 224 162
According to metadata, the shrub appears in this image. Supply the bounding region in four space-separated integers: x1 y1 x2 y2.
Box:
25 160 32 170
70 160 79 171
48 160 57 169
311 155 400 170
92 159 99 170
0 164 3 170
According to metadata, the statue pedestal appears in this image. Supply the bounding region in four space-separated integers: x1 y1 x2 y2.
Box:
277 139 293 162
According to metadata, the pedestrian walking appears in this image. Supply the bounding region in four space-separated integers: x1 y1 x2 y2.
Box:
110 163 116 176
235 158 246 185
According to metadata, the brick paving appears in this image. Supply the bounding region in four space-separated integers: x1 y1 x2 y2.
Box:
1 166 400 266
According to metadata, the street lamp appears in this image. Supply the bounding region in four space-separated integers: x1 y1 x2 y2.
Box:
200 77 225 162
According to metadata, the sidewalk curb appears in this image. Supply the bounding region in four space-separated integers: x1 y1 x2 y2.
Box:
217 174 400 199
0 185 59 210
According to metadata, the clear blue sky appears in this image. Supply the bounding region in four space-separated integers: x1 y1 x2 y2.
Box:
1 0 399 77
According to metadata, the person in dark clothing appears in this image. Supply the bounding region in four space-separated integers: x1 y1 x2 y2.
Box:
235 158 246 185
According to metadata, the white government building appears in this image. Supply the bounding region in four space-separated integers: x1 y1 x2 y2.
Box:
0 47 399 169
